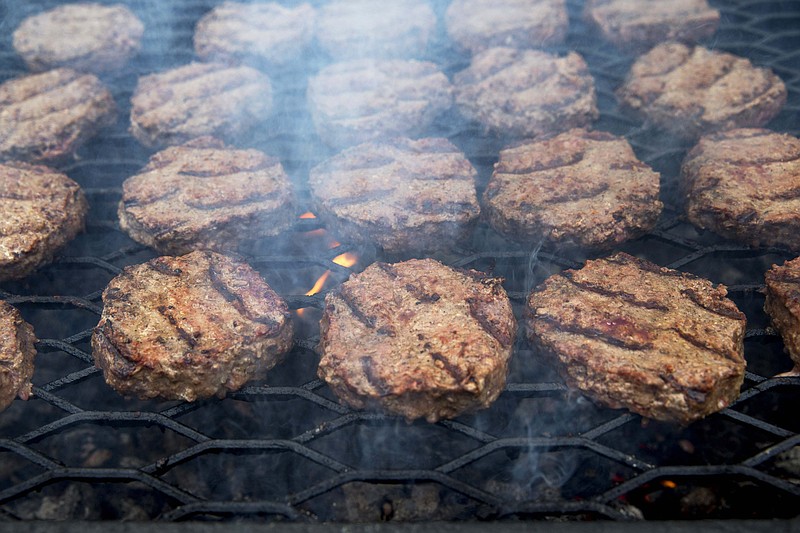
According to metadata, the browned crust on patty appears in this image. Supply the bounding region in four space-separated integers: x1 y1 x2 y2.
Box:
118 137 295 255
92 250 294 401
308 137 479 254
316 0 436 59
0 301 37 412
194 2 315 68
318 258 517 422
0 68 117 163
0 162 88 282
454 47 598 138
307 59 453 149
445 0 568 54
617 42 787 140
129 62 273 149
584 0 719 52
525 252 746 424
765 257 800 370
681 128 800 251
482 128 662 249
13 3 144 74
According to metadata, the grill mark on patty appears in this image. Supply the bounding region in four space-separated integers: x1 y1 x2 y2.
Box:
136 72 262 118
538 182 610 204
680 288 744 320
659 372 707 403
147 260 183 277
336 287 377 330
705 153 800 169
671 327 739 363
123 188 179 209
636 47 692 79
0 77 91 124
177 161 277 178
97 321 137 377
466 297 513 348
325 188 393 207
206 261 282 331
410 200 478 215
156 304 198 348
402 281 440 303
535 314 653 350
495 151 584 174
375 262 399 279
767 186 800 201
361 356 391 396
562 273 669 311
183 190 283 210
430 351 465 382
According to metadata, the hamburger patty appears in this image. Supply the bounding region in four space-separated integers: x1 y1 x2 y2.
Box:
92 251 294 401
318 258 517 422
584 0 719 52
0 162 88 282
119 137 296 255
0 301 37 413
308 137 480 254
765 257 800 371
12 3 144 74
315 0 436 59
307 59 452 149
129 62 273 149
0 68 117 163
525 252 746 424
445 0 568 54
194 2 315 69
617 42 787 140
482 128 662 250
681 128 800 251
454 47 598 139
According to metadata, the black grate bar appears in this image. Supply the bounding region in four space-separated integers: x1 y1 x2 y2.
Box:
741 433 800 468
158 501 311 522
719 409 796 439
38 366 100 393
0 439 62 470
35 339 94 364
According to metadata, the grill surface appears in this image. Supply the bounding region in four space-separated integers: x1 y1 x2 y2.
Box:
0 0 799 523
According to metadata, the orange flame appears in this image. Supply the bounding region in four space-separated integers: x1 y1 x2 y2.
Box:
333 252 358 268
661 480 677 489
299 211 316 219
306 270 331 296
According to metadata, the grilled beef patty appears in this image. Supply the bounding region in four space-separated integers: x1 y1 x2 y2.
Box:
92 251 294 401
0 301 36 413
194 2 315 69
129 62 273 149
681 128 800 251
617 42 786 140
13 3 144 74
445 0 568 54
0 68 116 164
764 257 800 371
315 0 436 59
584 0 719 52
0 162 88 282
308 137 480 254
454 47 598 139
119 137 295 255
482 128 662 250
318 258 517 423
307 59 452 149
525 252 746 424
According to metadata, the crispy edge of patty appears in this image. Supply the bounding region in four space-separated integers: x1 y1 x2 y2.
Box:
0 300 36 412
764 257 800 370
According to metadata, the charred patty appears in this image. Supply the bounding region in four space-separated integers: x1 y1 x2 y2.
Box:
617 42 786 140
308 137 480 254
482 128 662 250
765 257 800 371
318 258 517 423
0 301 37 413
0 68 116 164
525 252 746 424
119 137 296 255
92 250 294 401
0 162 88 282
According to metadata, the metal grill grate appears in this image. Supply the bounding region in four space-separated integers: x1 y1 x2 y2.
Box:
0 0 799 523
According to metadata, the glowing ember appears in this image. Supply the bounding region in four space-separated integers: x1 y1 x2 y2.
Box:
332 252 358 268
661 480 677 489
329 240 341 249
299 211 316 219
306 270 331 296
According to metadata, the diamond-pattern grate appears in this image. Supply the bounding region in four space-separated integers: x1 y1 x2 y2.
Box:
0 0 798 523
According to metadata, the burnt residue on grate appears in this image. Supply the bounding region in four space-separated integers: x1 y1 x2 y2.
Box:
0 0 799 523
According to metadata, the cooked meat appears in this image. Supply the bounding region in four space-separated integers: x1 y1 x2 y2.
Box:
617 42 787 140
129 62 273 149
12 3 144 74
308 137 480 254
0 162 88 282
318 258 517 423
194 2 315 69
681 128 800 251
0 301 37 413
445 0 568 54
119 137 296 255
525 252 746 424
316 0 436 59
482 128 662 250
0 68 117 163
765 257 800 371
92 250 294 401
454 47 598 139
584 0 719 52
307 59 452 149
